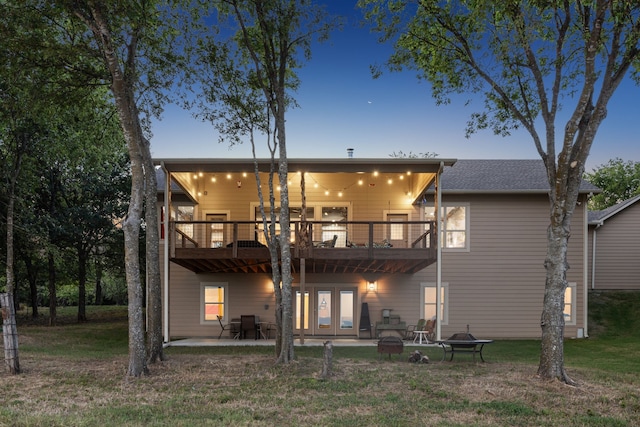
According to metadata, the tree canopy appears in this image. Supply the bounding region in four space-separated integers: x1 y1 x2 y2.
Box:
585 158 640 210
360 0 640 384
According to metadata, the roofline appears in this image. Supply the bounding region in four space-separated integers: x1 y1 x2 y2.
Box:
589 194 640 225
427 189 600 195
155 158 457 174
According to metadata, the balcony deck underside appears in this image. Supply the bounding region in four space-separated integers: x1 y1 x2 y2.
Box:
171 248 436 275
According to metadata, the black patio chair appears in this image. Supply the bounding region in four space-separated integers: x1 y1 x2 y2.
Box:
240 315 258 340
216 315 228 339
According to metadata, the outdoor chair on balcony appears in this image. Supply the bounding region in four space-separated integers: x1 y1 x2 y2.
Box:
316 235 338 248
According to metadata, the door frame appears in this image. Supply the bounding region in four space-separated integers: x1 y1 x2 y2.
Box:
293 285 358 336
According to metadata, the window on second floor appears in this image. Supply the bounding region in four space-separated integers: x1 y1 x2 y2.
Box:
424 204 469 250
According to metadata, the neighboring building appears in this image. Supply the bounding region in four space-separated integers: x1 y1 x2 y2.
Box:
588 194 640 291
156 158 597 343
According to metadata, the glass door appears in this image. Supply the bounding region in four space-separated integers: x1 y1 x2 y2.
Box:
294 290 310 335
316 290 334 334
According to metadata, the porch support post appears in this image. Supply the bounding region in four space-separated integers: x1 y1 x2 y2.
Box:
582 196 589 338
300 258 305 344
162 162 170 343
435 162 443 342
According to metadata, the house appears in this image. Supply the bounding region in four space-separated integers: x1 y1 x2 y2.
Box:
588 194 640 291
155 158 598 343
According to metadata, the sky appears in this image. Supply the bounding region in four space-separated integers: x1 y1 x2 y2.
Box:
149 2 640 172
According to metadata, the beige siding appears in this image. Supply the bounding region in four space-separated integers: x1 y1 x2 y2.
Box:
591 203 640 290
418 194 587 339
161 176 588 340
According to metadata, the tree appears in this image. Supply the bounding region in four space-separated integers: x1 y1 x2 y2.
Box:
361 0 640 384
187 0 334 363
59 0 186 373
585 158 640 210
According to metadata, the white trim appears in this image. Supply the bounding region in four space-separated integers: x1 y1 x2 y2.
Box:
200 282 228 325
565 282 577 326
424 202 471 252
421 282 449 325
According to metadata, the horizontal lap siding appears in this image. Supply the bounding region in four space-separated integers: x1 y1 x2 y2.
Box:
593 204 640 290
419 194 586 339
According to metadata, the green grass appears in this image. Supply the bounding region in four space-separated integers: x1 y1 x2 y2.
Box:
2 292 639 426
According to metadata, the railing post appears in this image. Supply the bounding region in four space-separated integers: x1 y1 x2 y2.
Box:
232 223 238 258
368 223 374 258
169 222 176 258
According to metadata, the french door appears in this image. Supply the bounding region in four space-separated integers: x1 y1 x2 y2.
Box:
294 286 357 336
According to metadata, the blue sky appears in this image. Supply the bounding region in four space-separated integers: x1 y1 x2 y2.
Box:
150 2 640 172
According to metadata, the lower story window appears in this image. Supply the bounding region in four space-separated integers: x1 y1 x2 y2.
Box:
564 283 576 325
422 283 448 324
202 283 226 322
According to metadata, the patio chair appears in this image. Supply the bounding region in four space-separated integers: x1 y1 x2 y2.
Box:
404 319 426 341
240 315 258 340
425 319 436 343
216 315 228 339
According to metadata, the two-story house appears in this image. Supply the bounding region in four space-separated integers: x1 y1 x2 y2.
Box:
156 158 597 343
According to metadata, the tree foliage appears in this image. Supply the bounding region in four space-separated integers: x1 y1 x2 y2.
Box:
585 158 640 210
361 0 640 384
186 0 336 363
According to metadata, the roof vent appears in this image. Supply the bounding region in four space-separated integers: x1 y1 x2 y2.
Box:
347 148 354 158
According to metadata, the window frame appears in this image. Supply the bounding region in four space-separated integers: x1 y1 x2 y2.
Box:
200 282 228 325
421 282 449 325
424 203 470 252
564 282 576 325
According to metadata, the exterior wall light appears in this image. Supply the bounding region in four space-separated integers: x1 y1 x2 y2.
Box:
367 281 377 292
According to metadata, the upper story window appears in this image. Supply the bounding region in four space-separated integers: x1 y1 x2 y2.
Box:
160 204 194 239
424 204 469 250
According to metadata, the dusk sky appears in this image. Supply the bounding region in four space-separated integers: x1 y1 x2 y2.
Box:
150 2 640 172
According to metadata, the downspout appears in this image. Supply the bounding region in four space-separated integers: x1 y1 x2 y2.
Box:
435 161 444 341
582 197 589 339
162 162 170 343
591 223 601 290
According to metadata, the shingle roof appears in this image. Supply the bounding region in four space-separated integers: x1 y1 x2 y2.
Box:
588 194 640 225
438 159 601 193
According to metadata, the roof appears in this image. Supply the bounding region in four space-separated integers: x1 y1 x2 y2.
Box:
154 157 457 174
434 159 601 194
588 194 640 225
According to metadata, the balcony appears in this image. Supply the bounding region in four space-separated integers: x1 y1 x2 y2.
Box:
168 220 437 275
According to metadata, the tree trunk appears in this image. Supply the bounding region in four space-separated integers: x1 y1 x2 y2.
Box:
123 148 148 377
1 293 21 374
77 250 87 322
141 144 164 364
94 258 103 305
48 252 57 327
538 217 576 385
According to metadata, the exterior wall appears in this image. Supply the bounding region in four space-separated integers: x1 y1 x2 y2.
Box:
161 179 589 340
417 193 587 339
589 203 640 290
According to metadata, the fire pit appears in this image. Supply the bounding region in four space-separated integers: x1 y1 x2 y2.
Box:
377 335 404 360
437 326 494 362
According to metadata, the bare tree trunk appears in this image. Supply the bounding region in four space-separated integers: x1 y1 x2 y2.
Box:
94 258 103 305
77 250 87 322
538 220 576 385
48 252 57 327
123 148 148 377
141 145 164 364
1 293 20 374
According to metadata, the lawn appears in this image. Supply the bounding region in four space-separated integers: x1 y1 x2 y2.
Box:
2 299 639 427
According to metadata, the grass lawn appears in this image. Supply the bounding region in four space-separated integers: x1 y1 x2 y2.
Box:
2 297 639 427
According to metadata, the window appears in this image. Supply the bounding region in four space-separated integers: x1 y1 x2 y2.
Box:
424 204 469 250
422 283 448 324
254 206 315 245
564 283 576 325
160 205 194 240
201 283 226 323
321 207 348 247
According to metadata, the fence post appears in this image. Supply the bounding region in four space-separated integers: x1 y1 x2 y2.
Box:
1 293 21 374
